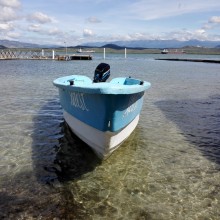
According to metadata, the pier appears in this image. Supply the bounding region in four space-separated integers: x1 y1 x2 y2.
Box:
0 50 54 60
0 49 92 61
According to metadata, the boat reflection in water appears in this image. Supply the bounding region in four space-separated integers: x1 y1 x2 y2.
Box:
53 121 101 182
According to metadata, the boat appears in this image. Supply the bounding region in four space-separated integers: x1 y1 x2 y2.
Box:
77 48 95 53
161 49 185 54
161 49 169 54
53 63 151 159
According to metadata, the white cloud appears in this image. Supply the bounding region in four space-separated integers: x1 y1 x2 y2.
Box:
7 31 21 38
202 23 213 30
202 16 220 31
160 28 212 41
48 27 62 35
0 0 21 8
0 5 20 21
86 16 102 23
0 0 21 40
209 16 220 23
83 28 94 37
27 24 63 37
27 12 55 24
28 24 41 32
195 29 206 35
0 23 14 31
94 27 216 43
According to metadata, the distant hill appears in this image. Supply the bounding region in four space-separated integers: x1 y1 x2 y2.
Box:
66 44 145 50
101 44 123 50
71 44 125 50
0 40 41 48
1 39 220 49
0 45 7 49
99 44 145 50
83 39 220 49
0 40 60 48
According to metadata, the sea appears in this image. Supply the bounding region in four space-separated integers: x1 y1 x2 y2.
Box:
0 53 220 219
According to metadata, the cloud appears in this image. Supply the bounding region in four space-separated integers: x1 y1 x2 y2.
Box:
0 4 20 22
202 23 213 30
0 0 21 8
202 16 220 30
27 24 63 37
195 29 206 35
48 27 62 35
94 27 216 43
0 23 14 31
209 16 220 24
28 24 41 32
0 0 21 40
27 12 55 24
83 28 94 37
7 31 21 38
0 22 18 41
160 28 213 41
86 16 102 23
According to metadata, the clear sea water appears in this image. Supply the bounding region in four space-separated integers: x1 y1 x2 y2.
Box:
0 53 220 219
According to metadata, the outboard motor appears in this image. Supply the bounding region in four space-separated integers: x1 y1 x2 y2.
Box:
93 63 110 83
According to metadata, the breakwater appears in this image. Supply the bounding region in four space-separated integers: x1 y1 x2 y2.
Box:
156 58 220 63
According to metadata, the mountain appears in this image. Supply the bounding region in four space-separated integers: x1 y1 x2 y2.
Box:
101 44 121 49
83 39 220 49
0 40 60 48
100 44 129 50
98 44 145 50
1 39 220 49
0 45 7 49
0 40 41 48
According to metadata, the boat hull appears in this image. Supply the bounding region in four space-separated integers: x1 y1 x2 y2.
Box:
64 111 139 158
58 88 145 133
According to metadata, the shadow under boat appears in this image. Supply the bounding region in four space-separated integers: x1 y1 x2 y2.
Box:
155 95 220 166
31 98 101 185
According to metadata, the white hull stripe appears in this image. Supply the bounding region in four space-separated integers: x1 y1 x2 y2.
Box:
63 111 139 158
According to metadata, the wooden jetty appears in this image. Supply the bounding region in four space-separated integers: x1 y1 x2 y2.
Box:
155 58 220 64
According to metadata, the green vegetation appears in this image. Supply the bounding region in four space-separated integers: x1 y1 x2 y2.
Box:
181 46 220 55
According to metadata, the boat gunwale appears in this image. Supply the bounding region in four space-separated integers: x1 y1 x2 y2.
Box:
53 76 151 95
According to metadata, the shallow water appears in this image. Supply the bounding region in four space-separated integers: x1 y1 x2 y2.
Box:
0 54 220 219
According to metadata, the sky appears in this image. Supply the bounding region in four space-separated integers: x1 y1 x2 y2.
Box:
0 0 220 46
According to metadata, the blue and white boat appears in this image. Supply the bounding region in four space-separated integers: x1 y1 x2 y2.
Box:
53 63 151 159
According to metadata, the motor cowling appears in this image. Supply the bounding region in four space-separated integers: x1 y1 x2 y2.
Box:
93 63 110 83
